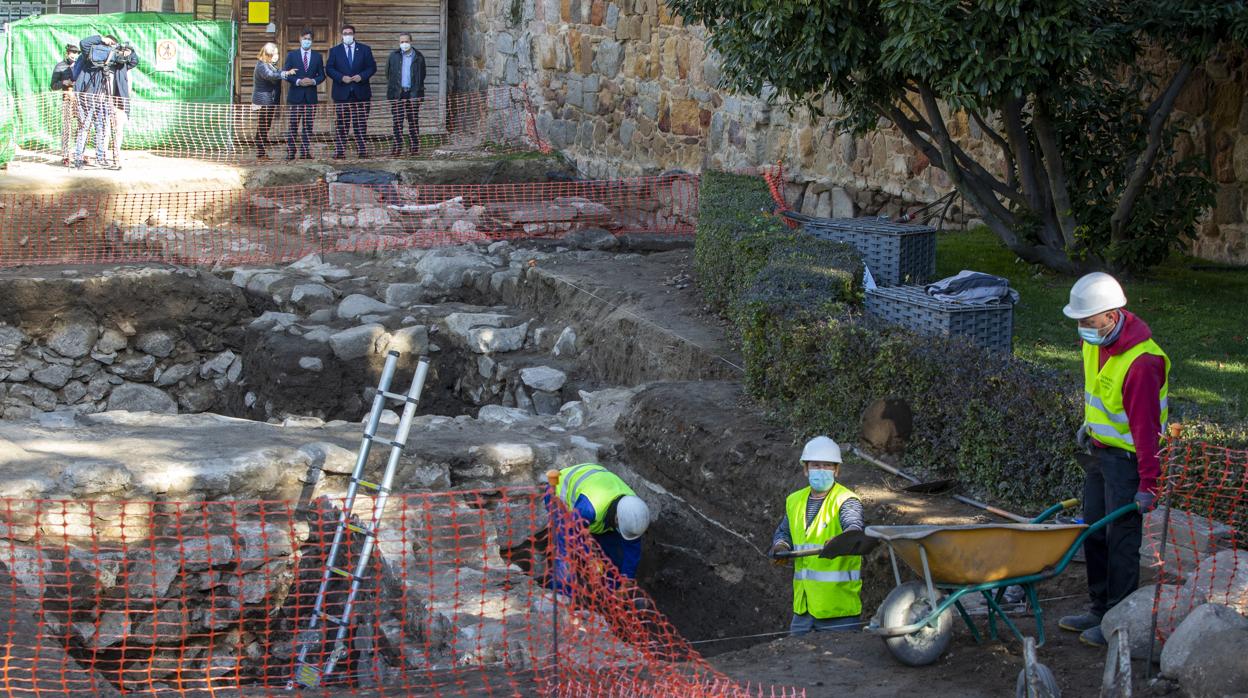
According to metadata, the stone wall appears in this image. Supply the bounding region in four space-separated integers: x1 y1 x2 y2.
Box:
448 0 1248 263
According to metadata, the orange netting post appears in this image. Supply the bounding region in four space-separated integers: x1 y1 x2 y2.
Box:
1146 437 1248 675
761 163 798 229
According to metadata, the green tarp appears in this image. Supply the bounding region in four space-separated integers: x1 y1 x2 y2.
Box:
1 12 235 158
0 32 12 167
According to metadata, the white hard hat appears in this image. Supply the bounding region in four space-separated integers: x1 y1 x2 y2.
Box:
800 436 842 464
1063 272 1127 320
615 495 650 540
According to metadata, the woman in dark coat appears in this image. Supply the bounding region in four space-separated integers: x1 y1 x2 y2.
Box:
252 43 291 158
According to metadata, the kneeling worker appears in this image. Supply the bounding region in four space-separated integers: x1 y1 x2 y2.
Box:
769 436 865 634
546 464 651 581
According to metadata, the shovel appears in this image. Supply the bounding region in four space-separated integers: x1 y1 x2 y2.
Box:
851 447 958 494
770 530 880 560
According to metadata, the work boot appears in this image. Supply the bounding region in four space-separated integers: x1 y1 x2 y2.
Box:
1058 611 1102 633
1079 625 1108 647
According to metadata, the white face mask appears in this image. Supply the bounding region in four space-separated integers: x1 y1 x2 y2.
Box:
342 35 354 45
399 42 411 52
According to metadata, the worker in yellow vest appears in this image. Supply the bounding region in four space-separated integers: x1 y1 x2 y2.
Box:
546 464 651 588
1057 272 1169 648
768 436 864 634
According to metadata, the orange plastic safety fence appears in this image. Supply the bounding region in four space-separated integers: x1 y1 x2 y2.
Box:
760 164 798 229
12 87 546 165
1147 442 1248 641
0 173 699 268
0 488 800 697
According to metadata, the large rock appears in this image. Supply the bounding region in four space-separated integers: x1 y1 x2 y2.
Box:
329 324 387 360
1167 626 1248 698
106 383 178 414
561 227 619 250
47 316 99 359
248 311 299 331
290 283 335 309
337 294 397 320
414 249 495 290
32 364 73 390
477 405 535 426
109 354 157 381
135 331 176 358
387 326 429 356
519 366 567 393
552 327 577 357
154 363 195 387
384 283 428 307
328 182 382 207
1180 548 1248 615
442 313 528 354
1161 603 1248 679
1101 584 1186 659
0 325 28 359
94 329 127 354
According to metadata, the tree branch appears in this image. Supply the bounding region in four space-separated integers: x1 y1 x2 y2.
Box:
1000 98 1049 212
1031 95 1080 249
971 110 1017 190
915 86 1024 211
902 90 1021 242
1111 63 1193 244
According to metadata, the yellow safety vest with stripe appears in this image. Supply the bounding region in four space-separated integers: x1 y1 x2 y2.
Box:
554 463 636 535
1082 338 1170 453
786 483 863 619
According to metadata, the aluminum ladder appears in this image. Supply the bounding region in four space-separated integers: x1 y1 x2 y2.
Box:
290 350 431 689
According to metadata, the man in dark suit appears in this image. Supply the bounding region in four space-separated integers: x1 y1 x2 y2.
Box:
325 24 376 159
283 29 325 159
386 32 426 156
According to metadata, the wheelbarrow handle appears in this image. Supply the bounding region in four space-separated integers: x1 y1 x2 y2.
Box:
1045 502 1141 577
1031 498 1081 524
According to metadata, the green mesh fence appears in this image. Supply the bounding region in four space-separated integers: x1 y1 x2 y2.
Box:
2 12 235 156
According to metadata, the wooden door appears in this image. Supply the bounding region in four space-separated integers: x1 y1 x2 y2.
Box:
284 0 337 101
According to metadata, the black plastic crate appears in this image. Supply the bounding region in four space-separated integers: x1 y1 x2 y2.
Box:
865 285 1014 353
784 212 937 286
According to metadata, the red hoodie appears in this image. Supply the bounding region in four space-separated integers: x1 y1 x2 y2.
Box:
1090 310 1167 494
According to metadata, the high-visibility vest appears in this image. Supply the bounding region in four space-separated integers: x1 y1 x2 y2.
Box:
554 463 636 535
786 483 863 619
1082 338 1170 453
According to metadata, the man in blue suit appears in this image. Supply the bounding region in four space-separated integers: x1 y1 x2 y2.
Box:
326 24 377 159
283 29 325 159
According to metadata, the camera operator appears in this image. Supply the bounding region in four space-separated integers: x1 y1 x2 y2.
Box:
51 43 80 166
105 39 138 170
71 34 135 170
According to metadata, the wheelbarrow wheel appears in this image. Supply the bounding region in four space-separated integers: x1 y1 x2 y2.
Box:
879 581 954 667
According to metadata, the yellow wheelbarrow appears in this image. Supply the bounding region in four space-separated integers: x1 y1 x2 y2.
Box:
864 499 1142 666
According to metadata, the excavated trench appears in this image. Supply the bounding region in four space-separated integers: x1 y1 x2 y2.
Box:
0 240 796 692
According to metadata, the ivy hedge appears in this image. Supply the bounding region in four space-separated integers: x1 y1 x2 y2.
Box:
697 170 1085 506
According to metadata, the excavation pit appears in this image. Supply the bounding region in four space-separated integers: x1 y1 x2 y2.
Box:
0 239 779 694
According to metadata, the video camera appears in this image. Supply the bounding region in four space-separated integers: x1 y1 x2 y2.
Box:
87 42 135 71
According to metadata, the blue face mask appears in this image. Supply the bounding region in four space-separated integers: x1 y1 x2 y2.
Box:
808 469 836 492
1078 326 1106 345
301 39 313 50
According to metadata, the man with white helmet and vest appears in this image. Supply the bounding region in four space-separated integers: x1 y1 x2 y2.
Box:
545 464 651 586
1057 272 1169 648
768 436 865 634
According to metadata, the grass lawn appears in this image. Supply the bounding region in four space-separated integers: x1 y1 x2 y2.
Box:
936 228 1248 420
